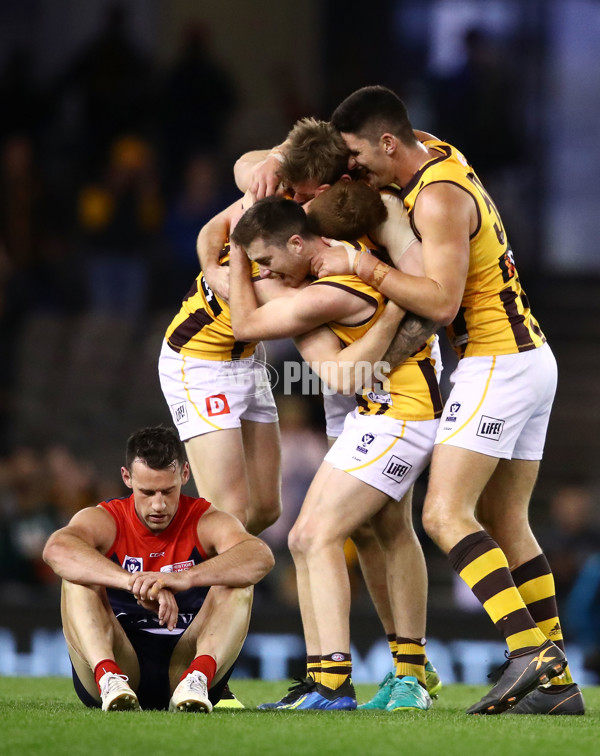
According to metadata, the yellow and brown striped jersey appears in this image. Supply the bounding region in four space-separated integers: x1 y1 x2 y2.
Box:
311 268 442 422
165 243 261 361
400 139 546 358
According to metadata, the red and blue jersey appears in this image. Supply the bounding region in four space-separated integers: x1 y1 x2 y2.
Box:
99 493 212 633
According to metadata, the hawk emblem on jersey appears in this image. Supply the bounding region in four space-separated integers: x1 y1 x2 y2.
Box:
123 556 143 573
477 415 505 441
382 456 412 483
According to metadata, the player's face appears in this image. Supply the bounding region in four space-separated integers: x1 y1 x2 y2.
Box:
284 178 323 204
122 459 190 533
246 237 310 287
341 133 393 188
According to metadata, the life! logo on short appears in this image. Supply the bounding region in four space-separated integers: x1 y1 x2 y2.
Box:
206 393 231 417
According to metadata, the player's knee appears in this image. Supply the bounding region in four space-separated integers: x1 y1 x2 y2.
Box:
421 499 447 545
246 498 281 535
211 584 254 609
349 522 377 549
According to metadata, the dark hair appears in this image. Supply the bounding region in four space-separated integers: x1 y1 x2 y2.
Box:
279 117 349 186
231 196 313 249
307 180 387 239
331 85 416 146
125 426 186 471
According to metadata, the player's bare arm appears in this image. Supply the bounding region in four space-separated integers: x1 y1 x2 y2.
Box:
43 507 127 589
196 197 246 301
294 300 403 394
234 146 286 199
131 508 274 601
229 242 372 341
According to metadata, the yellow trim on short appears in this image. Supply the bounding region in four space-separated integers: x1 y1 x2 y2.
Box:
516 574 555 604
181 354 222 430
459 547 507 589
342 421 406 472
440 356 496 443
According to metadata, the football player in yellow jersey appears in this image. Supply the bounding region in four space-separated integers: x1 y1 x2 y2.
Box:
228 196 441 711
232 121 443 709
309 85 583 715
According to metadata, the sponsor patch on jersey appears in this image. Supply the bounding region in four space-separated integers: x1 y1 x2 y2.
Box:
160 560 194 573
382 455 412 483
366 390 392 405
149 552 165 558
171 401 188 425
206 393 231 416
476 415 505 441
123 556 143 573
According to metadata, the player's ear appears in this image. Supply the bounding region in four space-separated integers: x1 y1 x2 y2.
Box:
181 461 191 485
121 466 133 489
288 234 304 254
381 133 396 155
314 183 330 196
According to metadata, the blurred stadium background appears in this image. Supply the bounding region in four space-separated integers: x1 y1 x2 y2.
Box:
1 0 599 686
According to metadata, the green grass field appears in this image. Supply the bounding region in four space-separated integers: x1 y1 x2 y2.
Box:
2 678 598 756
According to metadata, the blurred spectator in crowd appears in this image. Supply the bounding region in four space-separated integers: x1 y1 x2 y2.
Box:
0 446 59 591
536 483 600 605
0 444 101 595
428 27 523 180
57 4 157 175
160 23 237 189
162 153 237 303
76 135 164 319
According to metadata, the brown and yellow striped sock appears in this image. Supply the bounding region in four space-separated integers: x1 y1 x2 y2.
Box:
511 554 574 686
306 655 321 684
449 531 547 654
395 637 427 687
320 652 352 690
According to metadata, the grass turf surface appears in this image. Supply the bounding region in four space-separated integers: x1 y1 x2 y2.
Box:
2 678 598 756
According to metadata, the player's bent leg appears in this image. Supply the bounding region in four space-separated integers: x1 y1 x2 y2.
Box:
185 430 251 526
422 444 500 553
168 585 253 712
241 418 282 535
61 580 140 711
477 458 581 707
293 470 391 656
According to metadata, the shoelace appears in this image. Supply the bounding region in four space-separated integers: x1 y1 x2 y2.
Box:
102 673 129 694
185 672 206 693
487 654 511 684
280 677 316 703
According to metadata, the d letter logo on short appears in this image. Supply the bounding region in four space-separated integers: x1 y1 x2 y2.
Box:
206 394 231 417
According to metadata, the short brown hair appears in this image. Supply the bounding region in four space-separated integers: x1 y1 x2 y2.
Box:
307 180 388 239
280 117 350 186
125 426 186 471
231 196 313 249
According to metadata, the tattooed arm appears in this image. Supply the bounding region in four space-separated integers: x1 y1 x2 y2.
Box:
383 312 439 368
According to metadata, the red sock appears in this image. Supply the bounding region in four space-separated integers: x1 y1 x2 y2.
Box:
94 659 124 691
181 655 217 685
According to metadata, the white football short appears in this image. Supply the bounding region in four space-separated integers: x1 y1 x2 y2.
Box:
324 409 439 501
323 392 357 439
435 342 557 460
158 340 278 441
